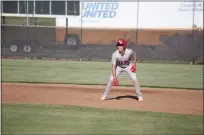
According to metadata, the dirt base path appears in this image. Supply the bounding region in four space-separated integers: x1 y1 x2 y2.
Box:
2 83 203 115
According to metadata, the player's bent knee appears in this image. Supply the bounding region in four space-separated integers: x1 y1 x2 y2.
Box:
109 76 114 82
131 76 137 82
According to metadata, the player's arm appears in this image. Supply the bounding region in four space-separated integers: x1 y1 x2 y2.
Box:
111 53 117 78
111 53 119 85
131 49 137 65
112 64 116 78
131 50 137 72
133 55 137 66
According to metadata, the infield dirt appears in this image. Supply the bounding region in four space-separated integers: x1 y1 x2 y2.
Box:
2 83 203 115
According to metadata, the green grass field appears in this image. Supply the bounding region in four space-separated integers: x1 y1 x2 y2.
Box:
2 59 203 89
2 104 203 134
2 59 203 134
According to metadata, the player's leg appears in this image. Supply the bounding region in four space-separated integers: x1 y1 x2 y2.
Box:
125 65 143 101
101 67 123 100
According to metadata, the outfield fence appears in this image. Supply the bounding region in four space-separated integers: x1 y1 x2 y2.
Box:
1 24 203 64
1 1 203 64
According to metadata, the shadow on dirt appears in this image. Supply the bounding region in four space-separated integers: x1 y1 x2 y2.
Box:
106 95 138 101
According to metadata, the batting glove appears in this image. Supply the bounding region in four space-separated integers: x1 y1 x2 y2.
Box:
130 65 136 72
113 77 119 86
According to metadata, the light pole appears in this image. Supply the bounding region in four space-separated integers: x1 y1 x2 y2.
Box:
136 0 140 45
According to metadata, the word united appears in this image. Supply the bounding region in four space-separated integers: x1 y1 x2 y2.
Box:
83 2 119 18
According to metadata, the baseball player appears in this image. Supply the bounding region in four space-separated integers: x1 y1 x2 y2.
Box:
101 39 143 101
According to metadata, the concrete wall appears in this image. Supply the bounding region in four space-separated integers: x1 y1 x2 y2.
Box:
56 28 193 45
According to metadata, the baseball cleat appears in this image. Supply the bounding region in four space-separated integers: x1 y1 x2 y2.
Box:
137 95 143 102
101 95 108 100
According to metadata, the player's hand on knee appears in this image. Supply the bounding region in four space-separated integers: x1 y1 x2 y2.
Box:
130 65 136 72
113 77 119 86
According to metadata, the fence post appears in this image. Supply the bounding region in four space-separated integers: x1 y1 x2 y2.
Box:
66 18 68 35
136 0 140 45
192 1 196 35
79 1 84 61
